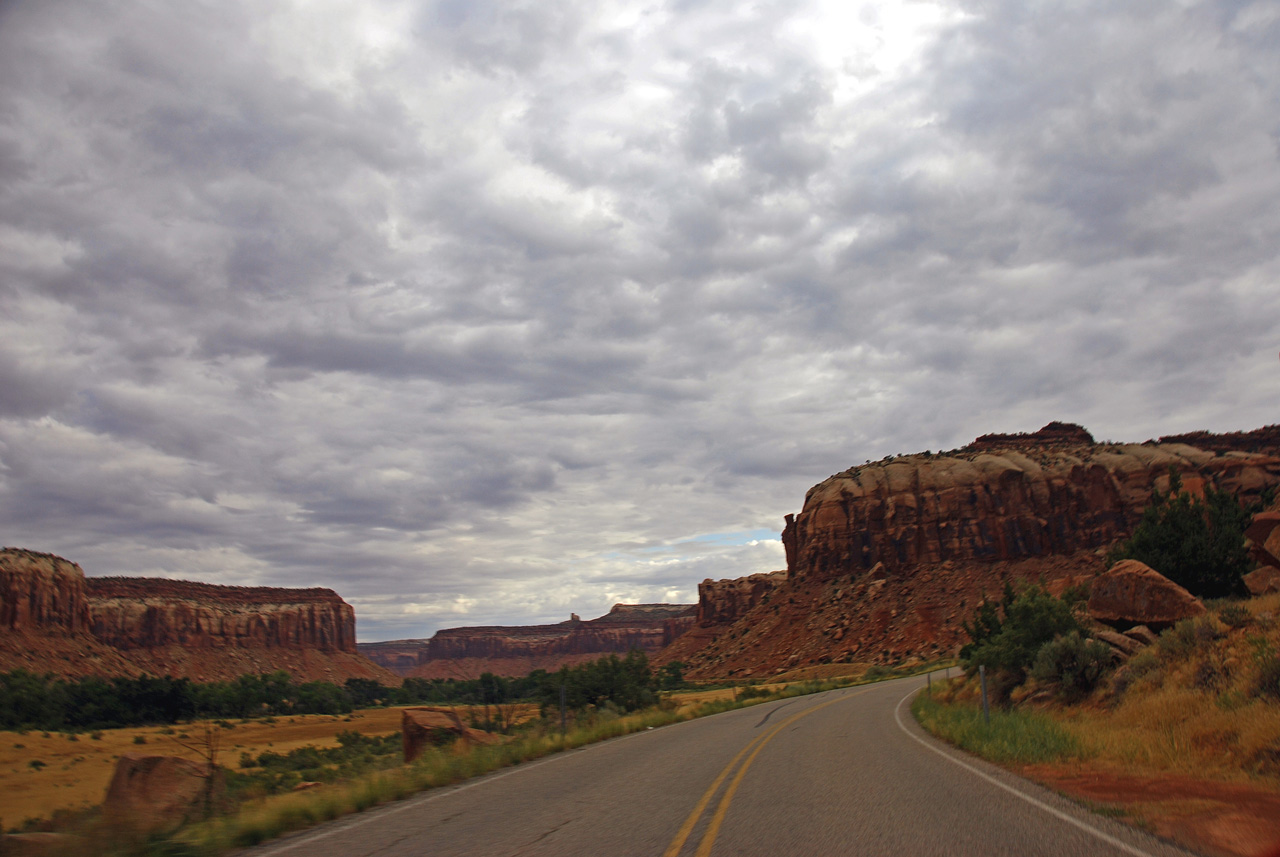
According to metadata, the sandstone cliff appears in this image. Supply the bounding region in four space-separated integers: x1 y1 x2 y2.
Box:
664 425 1280 679
697 571 787 626
0 548 396 684
363 603 696 679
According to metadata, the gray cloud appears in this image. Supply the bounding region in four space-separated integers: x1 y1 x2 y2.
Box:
0 0 1277 640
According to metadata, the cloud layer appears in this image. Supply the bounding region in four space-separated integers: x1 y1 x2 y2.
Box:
2 0 1278 639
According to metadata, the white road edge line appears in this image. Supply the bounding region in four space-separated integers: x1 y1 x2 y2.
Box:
247 725 655 857
893 687 1165 857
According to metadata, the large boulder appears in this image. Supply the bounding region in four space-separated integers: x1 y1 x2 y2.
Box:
1247 511 1280 570
1244 567 1280 597
1088 560 1206 630
101 754 221 833
402 708 501 763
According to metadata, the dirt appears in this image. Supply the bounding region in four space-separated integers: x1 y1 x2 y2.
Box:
1022 762 1280 857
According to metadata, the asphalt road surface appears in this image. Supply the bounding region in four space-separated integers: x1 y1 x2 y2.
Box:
244 675 1202 856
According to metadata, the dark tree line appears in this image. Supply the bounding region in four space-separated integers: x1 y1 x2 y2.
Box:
0 651 663 731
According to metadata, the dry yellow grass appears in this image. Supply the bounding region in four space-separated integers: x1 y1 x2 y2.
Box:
0 705 482 827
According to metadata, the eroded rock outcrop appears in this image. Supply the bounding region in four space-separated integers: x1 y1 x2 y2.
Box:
782 425 1279 584
669 424 1280 680
102 754 222 833
87 578 356 652
697 571 787 626
0 548 396 684
380 603 696 680
1087 560 1207 630
0 549 90 633
402 708 501 762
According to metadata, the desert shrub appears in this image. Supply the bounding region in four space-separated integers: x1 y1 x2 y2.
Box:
1219 604 1251 629
736 685 771 700
961 585 1081 684
1108 467 1252 598
1030 632 1114 702
1255 657 1280 701
1157 619 1204 660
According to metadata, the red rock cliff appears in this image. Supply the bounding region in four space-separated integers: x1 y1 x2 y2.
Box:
0 548 90 633
697 571 787 626
782 426 1280 584
86 578 357 653
384 603 696 679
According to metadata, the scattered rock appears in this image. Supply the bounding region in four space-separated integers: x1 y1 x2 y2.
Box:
402 708 501 763
1124 625 1159 646
101 754 221 834
1244 567 1280 597
293 781 322 792
1245 511 1280 570
1092 628 1145 657
1088 561 1206 630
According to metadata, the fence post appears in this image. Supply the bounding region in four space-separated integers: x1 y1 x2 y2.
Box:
927 670 932 696
979 664 990 726
560 683 567 738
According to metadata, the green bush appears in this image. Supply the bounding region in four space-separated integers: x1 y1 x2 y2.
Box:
961 585 1081 686
1108 467 1253 598
1219 604 1251 629
1030 632 1113 701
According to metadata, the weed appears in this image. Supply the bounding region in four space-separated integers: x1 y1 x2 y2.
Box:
912 694 1080 764
1255 657 1280 701
1219 604 1251 629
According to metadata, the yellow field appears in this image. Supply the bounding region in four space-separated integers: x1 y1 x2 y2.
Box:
1 707 410 828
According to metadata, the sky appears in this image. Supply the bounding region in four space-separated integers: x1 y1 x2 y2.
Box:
1 0 1278 642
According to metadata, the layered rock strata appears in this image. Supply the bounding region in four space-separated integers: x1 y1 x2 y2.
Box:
369 603 696 679
697 571 787 626
666 424 1280 679
782 426 1279 584
0 548 396 684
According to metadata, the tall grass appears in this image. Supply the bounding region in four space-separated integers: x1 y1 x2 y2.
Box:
912 693 1081 765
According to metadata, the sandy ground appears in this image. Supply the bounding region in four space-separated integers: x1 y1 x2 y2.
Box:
0 707 415 828
1023 762 1280 857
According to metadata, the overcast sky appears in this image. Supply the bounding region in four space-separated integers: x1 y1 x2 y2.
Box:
2 0 1278 641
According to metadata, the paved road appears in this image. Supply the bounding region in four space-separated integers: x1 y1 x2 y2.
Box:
244 675 1202 856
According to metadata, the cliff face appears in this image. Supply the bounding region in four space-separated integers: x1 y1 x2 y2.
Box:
697 571 787 626
0 549 90 633
86 578 356 653
367 603 697 679
782 432 1279 584
0 549 395 684
666 425 1280 680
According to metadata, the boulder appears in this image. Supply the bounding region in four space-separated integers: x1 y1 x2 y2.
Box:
1092 628 1144 657
1246 511 1280 570
101 754 221 833
1087 560 1206 630
1123 625 1159 646
1244 567 1280 597
402 708 501 763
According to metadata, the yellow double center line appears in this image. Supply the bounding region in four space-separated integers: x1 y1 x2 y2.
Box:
663 687 872 857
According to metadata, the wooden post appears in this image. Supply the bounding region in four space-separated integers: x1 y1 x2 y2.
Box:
979 664 990 726
927 670 932 696
560 683 567 738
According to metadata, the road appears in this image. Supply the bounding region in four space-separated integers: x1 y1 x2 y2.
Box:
244 675 1201 856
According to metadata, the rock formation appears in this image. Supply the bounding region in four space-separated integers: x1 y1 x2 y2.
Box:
1086 560 1207 630
366 603 697 680
0 548 397 684
781 427 1277 584
665 424 1280 679
102 754 222 833
401 708 501 762
697 571 787 626
87 578 356 652
0 549 90 633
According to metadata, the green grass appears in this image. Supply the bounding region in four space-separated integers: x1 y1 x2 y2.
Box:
912 693 1081 765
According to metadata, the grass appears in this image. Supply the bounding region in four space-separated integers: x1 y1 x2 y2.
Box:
912 693 1081 765
914 592 1280 783
30 661 951 856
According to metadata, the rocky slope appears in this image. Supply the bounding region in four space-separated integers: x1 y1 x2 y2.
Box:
661 424 1280 679
0 548 397 684
361 603 697 679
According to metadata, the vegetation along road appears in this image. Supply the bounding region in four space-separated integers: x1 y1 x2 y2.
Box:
243 674 1200 857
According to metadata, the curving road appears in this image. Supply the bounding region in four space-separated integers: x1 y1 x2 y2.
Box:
244 675 1202 856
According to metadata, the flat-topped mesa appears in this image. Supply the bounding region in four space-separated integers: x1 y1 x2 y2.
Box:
782 423 1280 584
0 548 90 633
86 578 357 653
424 604 695 661
698 571 787 626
